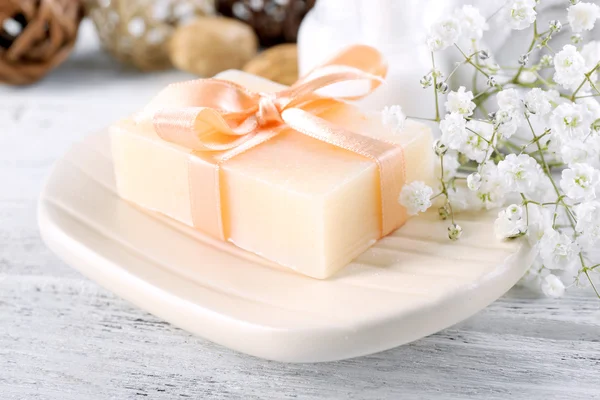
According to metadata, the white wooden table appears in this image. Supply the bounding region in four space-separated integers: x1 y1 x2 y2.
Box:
1 22 599 400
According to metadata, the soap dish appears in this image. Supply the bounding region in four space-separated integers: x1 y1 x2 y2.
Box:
38 131 534 362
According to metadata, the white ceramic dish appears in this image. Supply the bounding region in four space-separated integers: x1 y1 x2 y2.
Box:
38 131 534 363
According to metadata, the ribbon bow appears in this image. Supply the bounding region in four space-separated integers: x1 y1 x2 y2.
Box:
142 45 406 241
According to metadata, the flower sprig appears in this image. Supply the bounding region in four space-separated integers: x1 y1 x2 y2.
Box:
396 1 600 298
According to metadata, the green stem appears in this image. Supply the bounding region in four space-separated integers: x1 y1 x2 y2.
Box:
431 52 441 122
512 21 538 83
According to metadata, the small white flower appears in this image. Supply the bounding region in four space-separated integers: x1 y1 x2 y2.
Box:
559 136 600 168
427 17 462 52
467 172 482 191
495 110 520 139
497 154 541 194
506 0 537 30
553 45 587 90
541 274 566 298
526 204 553 247
399 181 434 215
581 41 600 70
445 86 476 116
476 162 507 209
463 120 494 163
494 204 528 239
455 5 488 40
495 89 525 139
519 70 538 84
539 228 580 271
567 2 600 33
439 112 468 150
497 88 524 113
574 201 600 248
549 103 593 142
524 88 556 117
381 105 406 134
560 163 600 201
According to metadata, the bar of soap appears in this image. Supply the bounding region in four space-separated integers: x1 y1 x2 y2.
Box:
112 70 433 279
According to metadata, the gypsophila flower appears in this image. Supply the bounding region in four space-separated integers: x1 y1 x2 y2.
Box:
550 103 593 142
463 120 494 163
567 1 600 33
539 229 580 271
399 181 433 215
541 274 566 298
455 5 488 40
540 54 553 67
494 204 528 239
439 112 468 150
580 41 600 70
525 88 556 116
574 201 600 248
498 88 524 113
560 163 600 201
381 105 406 134
553 45 587 90
526 204 553 246
495 89 525 139
519 70 538 84
506 0 537 30
467 172 482 191
559 135 600 168
427 17 462 51
445 86 476 116
475 162 507 209
497 154 541 194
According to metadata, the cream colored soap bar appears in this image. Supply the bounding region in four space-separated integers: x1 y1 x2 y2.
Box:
112 70 433 279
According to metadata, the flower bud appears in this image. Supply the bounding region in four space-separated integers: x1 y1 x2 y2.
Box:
518 54 529 66
438 204 450 220
448 223 463 241
571 34 582 44
487 76 497 87
549 19 562 32
569 0 579 4
420 75 432 88
540 54 553 67
479 50 489 60
487 111 497 121
436 82 449 94
433 139 448 156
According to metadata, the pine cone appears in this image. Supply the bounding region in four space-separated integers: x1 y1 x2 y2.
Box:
0 0 84 85
217 0 314 46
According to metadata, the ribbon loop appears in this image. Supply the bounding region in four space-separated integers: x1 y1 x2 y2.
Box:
145 45 406 241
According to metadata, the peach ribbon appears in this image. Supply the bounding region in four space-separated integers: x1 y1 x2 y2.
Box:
144 45 406 241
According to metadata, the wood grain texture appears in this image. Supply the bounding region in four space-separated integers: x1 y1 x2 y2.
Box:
1 21 600 399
